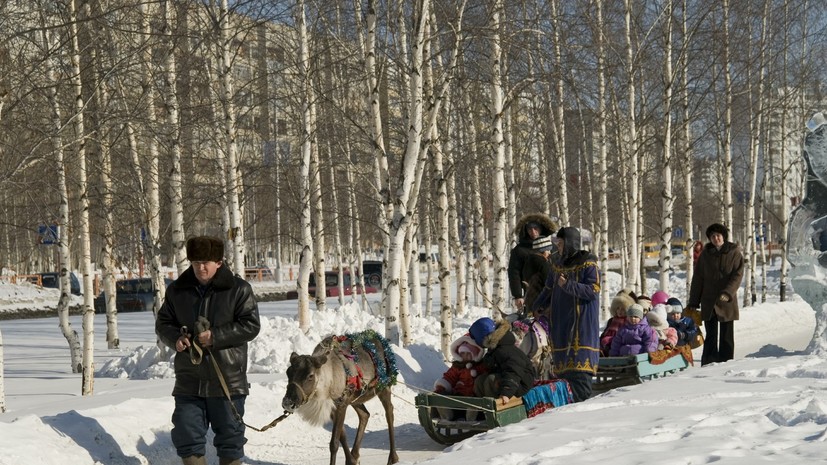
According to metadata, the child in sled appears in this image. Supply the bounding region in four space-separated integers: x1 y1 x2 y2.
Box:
432 334 488 420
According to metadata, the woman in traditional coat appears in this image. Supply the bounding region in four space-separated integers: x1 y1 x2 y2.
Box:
533 227 600 402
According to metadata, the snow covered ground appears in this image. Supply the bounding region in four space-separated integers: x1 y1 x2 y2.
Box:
0 268 822 465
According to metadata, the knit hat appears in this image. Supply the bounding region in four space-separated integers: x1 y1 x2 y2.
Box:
610 293 636 317
706 223 729 242
469 318 496 347
626 304 644 319
666 297 683 314
526 221 541 231
651 290 669 307
532 235 555 252
186 236 224 262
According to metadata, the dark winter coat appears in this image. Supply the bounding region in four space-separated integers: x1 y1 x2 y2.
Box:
532 227 601 375
668 316 699 347
599 316 626 355
479 320 536 398
508 213 559 307
609 320 657 356
156 265 261 397
687 241 744 322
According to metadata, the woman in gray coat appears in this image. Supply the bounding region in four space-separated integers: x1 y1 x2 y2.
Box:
687 223 744 366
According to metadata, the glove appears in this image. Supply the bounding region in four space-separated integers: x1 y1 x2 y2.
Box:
434 385 446 394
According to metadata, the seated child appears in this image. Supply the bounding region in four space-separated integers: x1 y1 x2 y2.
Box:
647 304 678 350
609 304 657 356
666 297 699 347
433 334 488 420
600 293 635 355
469 317 536 405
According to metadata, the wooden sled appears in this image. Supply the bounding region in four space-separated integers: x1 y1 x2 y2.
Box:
414 394 526 445
592 350 690 395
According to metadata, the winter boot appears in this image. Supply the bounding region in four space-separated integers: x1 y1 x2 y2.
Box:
219 458 243 465
181 456 207 465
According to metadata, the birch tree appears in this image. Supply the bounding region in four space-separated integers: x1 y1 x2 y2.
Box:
658 0 675 292
721 0 734 228
681 0 695 295
490 0 509 315
595 0 610 319
42 16 82 374
296 0 313 332
624 0 641 292
217 0 246 272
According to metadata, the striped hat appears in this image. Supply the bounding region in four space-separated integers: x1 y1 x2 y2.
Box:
533 235 555 252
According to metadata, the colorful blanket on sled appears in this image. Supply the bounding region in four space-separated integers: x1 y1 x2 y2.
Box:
648 344 694 366
522 379 574 418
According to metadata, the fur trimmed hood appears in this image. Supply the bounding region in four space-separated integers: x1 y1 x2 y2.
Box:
480 319 513 349
513 213 559 243
449 335 485 362
610 293 636 317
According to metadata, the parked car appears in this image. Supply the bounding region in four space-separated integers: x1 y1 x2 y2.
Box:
93 277 173 314
37 272 81 296
362 260 383 288
286 270 378 299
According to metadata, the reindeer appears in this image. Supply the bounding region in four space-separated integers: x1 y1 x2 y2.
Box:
282 330 399 465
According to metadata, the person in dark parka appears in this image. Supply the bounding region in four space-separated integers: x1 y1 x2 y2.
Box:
470 317 536 404
156 236 261 465
507 213 559 313
686 223 744 366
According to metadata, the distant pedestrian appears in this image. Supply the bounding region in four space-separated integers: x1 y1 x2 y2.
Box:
687 224 744 366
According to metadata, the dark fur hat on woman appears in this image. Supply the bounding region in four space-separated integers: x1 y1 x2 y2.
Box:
705 223 729 242
186 236 224 262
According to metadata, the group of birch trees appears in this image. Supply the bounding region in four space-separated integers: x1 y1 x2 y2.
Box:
0 0 824 393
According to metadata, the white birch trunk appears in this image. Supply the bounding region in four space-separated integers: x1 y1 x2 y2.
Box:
138 3 164 321
722 0 734 229
551 0 568 225
296 0 313 332
43 21 82 375
219 0 245 272
490 0 508 315
681 0 695 295
624 0 641 292
596 0 610 320
327 146 345 307
310 103 326 312
778 1 790 301
90 22 118 349
68 0 94 395
162 0 188 275
659 1 675 292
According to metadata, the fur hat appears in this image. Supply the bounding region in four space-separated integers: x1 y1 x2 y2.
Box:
626 304 644 319
636 295 653 312
647 304 669 330
666 297 683 314
617 287 638 301
532 235 555 252
186 236 224 262
610 293 636 317
706 223 729 242
651 290 669 307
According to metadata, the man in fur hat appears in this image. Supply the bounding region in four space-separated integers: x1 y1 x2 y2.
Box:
687 223 744 366
156 236 261 465
507 213 559 312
